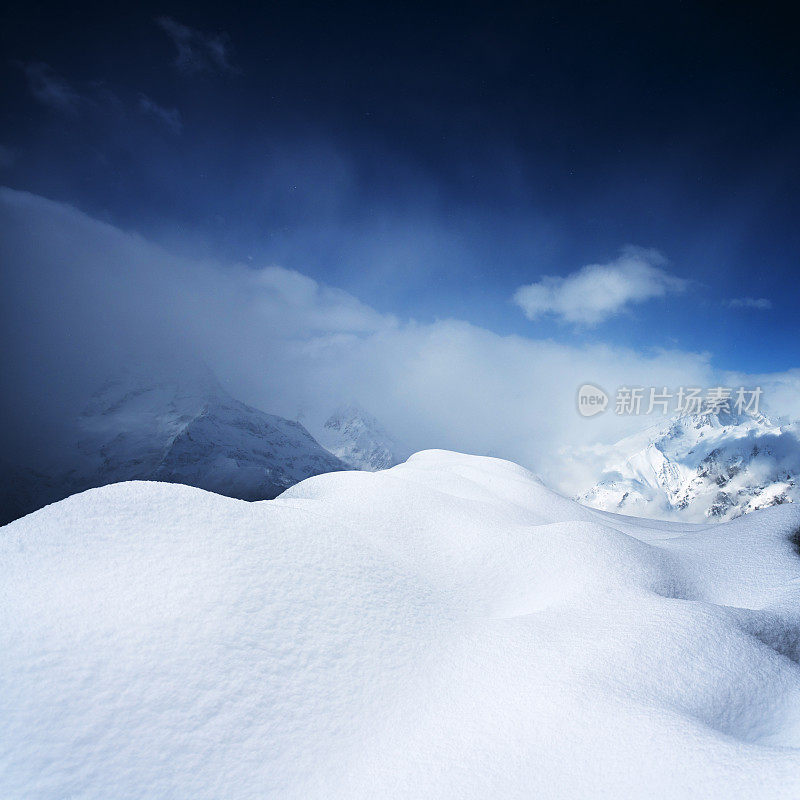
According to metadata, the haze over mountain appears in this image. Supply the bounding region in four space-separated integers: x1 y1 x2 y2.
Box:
315 402 410 471
0 365 347 524
4 186 800 506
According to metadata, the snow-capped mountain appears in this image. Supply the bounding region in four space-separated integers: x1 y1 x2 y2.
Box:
0 367 347 523
579 408 800 521
316 402 409 471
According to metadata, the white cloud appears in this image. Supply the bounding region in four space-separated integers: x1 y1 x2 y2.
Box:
18 64 183 138
20 62 81 111
2 189 798 498
138 94 183 134
724 297 772 310
513 247 687 325
156 17 237 75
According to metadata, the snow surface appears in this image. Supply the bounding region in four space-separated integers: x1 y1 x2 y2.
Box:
2 450 800 798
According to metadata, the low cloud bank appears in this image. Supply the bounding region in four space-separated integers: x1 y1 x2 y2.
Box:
1 188 796 495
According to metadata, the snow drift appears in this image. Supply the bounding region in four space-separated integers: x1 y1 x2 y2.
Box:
2 450 800 798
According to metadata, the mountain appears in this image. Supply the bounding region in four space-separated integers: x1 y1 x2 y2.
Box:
579 407 800 521
0 367 348 523
3 451 800 797
316 402 409 471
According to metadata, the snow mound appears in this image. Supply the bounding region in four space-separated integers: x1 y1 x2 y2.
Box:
2 450 800 798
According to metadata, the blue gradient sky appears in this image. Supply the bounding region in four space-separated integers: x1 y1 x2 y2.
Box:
1 0 798 374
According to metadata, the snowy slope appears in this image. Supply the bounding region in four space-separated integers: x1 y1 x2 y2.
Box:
2 450 800 798
315 402 409 470
580 408 800 521
0 367 347 523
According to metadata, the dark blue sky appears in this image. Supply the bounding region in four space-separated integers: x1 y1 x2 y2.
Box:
2 0 798 372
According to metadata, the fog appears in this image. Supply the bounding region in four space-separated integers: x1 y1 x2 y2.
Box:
2 186 798 495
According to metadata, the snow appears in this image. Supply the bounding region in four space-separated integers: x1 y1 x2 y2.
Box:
0 365 347 524
315 401 409 471
2 450 800 798
580 408 800 521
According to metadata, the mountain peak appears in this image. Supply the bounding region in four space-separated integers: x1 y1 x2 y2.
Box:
318 402 408 471
579 407 799 522
0 366 347 523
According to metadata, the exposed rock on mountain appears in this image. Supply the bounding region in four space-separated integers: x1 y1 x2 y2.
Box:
316 402 408 471
580 408 800 521
0 367 347 523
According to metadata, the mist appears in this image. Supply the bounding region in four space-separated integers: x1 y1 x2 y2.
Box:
6 186 798 496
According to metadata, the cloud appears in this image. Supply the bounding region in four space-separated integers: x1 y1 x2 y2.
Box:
156 17 237 75
3 189 798 499
513 247 688 325
138 94 183 134
17 62 184 137
724 297 772 310
20 62 81 111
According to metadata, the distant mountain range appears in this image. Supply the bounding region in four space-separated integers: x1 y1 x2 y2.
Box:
0 367 350 524
579 408 800 521
315 402 409 471
13 365 796 528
